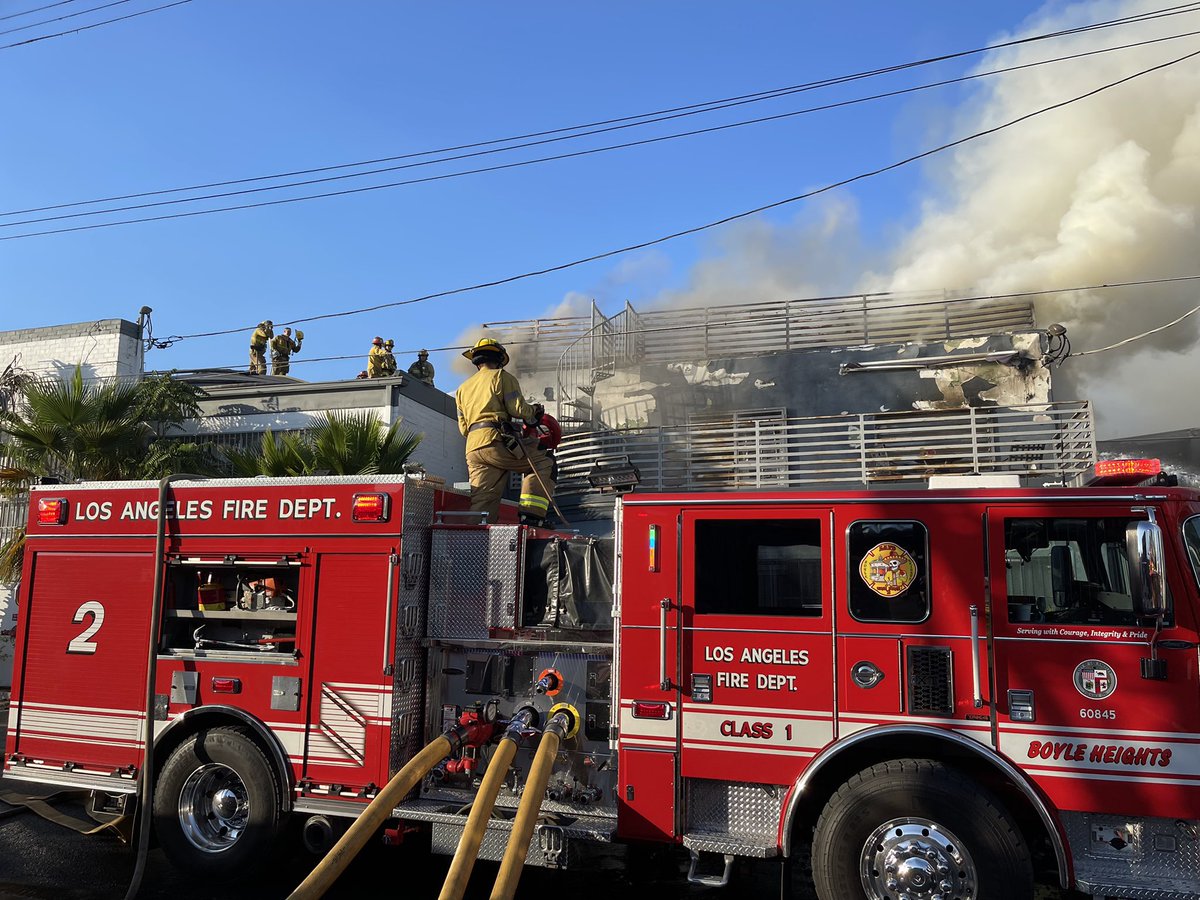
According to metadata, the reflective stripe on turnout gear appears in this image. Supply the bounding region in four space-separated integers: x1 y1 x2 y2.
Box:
519 493 550 514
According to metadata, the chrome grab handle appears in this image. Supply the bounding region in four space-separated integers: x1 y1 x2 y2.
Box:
383 552 398 675
659 598 672 691
969 604 982 708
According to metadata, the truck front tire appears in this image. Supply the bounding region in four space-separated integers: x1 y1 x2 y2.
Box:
153 726 283 878
810 758 1032 900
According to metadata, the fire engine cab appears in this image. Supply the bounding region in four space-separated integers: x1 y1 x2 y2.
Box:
4 461 1199 900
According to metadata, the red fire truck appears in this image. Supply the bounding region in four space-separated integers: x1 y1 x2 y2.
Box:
4 462 1199 900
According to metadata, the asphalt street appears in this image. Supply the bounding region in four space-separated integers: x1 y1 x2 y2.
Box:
0 703 1080 900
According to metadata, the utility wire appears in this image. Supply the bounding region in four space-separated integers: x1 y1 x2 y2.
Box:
1071 301 1200 356
152 274 1200 368
148 46 1200 342
3 0 1196 218
0 0 191 50
0 0 130 36
0 0 82 24
5 28 1199 239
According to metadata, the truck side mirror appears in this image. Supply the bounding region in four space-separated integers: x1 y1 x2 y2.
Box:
1127 515 1168 619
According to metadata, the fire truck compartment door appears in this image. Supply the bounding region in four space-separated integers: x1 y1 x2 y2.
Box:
987 504 1200 821
302 552 396 789
678 508 835 785
617 747 676 841
9 551 155 773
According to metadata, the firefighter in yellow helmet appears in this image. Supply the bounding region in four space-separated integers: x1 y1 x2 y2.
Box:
381 339 398 376
249 320 273 375
270 327 302 376
454 338 556 525
366 336 388 378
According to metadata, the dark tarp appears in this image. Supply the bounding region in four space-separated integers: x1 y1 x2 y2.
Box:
523 536 614 632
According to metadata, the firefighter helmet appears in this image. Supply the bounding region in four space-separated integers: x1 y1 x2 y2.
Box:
372 336 383 346
463 337 509 367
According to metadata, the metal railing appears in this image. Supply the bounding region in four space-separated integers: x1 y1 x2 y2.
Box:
551 401 1095 503
530 292 1036 419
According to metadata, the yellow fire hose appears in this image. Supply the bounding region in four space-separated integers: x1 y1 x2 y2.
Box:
438 709 536 900
489 706 578 900
288 735 452 900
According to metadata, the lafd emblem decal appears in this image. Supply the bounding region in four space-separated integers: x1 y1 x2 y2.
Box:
859 542 917 597
1073 659 1117 700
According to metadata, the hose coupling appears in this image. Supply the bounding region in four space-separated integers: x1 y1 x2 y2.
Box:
547 702 581 740
502 706 540 742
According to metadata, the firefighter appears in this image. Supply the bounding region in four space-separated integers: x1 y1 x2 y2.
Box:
382 339 398 376
407 349 436 386
269 327 303 376
455 337 556 526
249 320 273 375
366 336 388 378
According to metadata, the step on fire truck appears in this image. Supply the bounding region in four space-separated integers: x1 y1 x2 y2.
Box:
4 461 1200 900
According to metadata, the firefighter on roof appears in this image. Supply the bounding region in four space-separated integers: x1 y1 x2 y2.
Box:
408 349 435 386
381 339 397 376
367 336 389 378
270 327 303 376
249 320 273 375
455 338 556 526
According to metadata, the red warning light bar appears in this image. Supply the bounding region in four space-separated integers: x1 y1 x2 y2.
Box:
1089 458 1162 486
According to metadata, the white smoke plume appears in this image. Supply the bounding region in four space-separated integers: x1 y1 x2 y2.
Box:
649 0 1200 438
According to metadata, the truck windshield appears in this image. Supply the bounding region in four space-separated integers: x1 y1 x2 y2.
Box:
1182 516 1200 590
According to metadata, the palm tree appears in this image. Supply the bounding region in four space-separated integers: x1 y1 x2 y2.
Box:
0 368 220 581
230 411 423 477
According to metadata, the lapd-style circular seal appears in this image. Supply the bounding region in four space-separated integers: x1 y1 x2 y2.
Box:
1073 658 1117 700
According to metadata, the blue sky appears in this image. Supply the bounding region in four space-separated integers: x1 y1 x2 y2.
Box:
1 0 1065 381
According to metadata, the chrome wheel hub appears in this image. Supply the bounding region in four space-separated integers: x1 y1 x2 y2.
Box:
178 763 250 853
860 818 976 900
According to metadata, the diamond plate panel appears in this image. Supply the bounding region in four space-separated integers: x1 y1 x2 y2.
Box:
389 477 436 773
429 821 581 869
1063 810 1200 898
427 526 523 639
685 779 783 845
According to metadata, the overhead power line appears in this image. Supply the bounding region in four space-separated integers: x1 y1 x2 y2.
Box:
0 0 192 51
2 1 1196 218
0 0 82 24
135 46 1200 342
0 0 131 37
5 28 1200 240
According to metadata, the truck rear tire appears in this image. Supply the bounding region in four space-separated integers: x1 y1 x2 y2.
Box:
810 758 1032 900
153 726 283 878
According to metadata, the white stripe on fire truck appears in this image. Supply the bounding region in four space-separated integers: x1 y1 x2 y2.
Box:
682 739 819 759
1022 765 1200 787
13 700 146 719
681 709 832 751
13 706 142 743
998 731 1200 778
838 713 992 733
678 702 834 720
13 729 141 751
999 721 1200 742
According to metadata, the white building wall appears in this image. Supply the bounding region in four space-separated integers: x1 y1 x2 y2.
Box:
0 319 143 381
